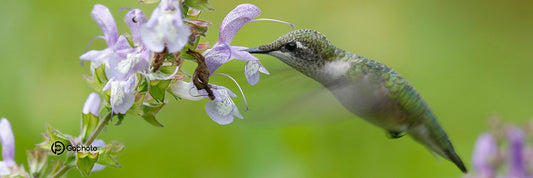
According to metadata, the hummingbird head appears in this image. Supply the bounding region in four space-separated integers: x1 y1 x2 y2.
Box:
243 29 338 74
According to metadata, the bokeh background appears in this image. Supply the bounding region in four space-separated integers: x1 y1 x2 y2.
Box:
1 0 532 177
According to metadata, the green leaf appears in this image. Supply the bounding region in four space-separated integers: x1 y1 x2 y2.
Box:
184 0 214 11
149 80 171 102
141 102 166 127
96 141 124 168
76 152 99 177
80 113 99 143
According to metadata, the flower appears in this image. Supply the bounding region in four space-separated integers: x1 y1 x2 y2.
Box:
168 3 292 123
506 127 527 178
80 4 121 75
466 119 533 178
140 0 191 53
83 92 101 116
205 4 286 86
169 79 243 125
472 133 498 177
0 118 15 176
81 5 158 115
103 75 137 114
202 85 243 125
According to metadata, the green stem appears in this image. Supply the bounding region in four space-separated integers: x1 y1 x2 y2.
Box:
84 112 112 146
51 165 71 178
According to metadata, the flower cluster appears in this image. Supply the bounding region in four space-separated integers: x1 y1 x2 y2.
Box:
80 0 290 125
0 1 292 177
466 118 533 178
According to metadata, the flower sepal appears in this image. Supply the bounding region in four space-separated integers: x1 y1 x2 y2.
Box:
76 151 99 177
80 113 99 144
95 141 124 168
141 101 166 127
149 79 171 102
1 165 28 178
27 149 48 177
184 0 214 11
184 19 211 46
37 125 72 153
124 92 146 118
124 93 165 127
85 65 109 92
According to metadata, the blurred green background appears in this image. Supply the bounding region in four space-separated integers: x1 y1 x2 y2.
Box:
1 0 532 177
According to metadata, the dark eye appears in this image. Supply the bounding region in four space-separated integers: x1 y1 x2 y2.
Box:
285 42 297 51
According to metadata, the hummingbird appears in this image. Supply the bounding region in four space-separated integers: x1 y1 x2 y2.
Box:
243 29 467 173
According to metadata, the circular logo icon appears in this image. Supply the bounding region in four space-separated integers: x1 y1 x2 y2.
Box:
51 141 65 155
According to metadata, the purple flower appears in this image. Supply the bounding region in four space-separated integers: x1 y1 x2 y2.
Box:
245 60 269 86
140 0 191 53
80 4 121 74
106 36 150 81
103 75 137 114
506 127 528 178
203 86 243 125
0 118 15 176
83 92 101 116
205 4 286 85
170 79 243 125
472 133 498 177
81 5 151 80
124 9 147 46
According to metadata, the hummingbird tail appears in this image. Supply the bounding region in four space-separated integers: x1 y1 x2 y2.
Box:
407 116 467 173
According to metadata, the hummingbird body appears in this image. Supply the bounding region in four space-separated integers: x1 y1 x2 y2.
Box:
244 29 467 173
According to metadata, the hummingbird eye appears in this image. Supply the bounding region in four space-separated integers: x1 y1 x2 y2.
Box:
285 42 297 51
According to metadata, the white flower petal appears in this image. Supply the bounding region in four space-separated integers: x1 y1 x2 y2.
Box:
0 161 9 176
169 80 204 101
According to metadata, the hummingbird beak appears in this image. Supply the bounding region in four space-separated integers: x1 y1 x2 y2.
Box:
241 47 271 54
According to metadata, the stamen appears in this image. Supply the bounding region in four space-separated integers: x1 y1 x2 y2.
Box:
252 18 294 30
212 73 249 111
84 35 105 53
